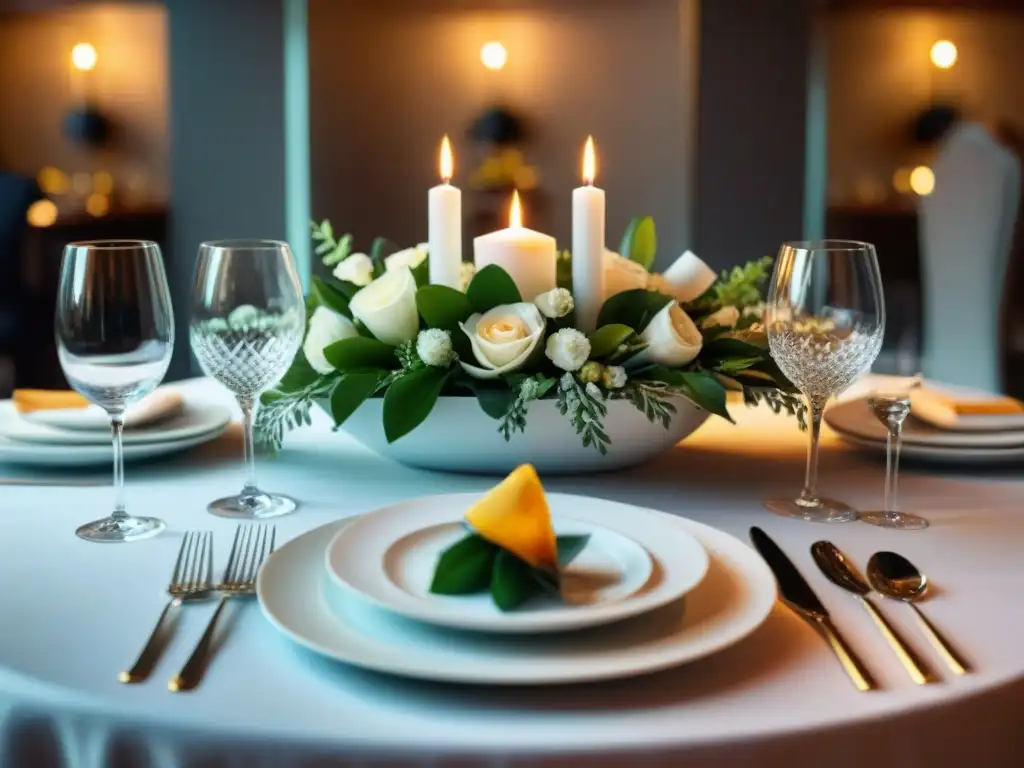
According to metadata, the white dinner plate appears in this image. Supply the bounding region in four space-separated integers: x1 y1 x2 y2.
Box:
826 398 1024 449
258 506 776 685
0 401 231 447
324 494 706 633
831 431 1024 466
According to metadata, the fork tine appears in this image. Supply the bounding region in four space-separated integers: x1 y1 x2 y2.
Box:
186 532 203 592
233 525 255 586
204 531 214 588
170 532 191 587
243 526 264 583
183 531 200 589
222 525 244 586
252 525 270 581
269 526 277 555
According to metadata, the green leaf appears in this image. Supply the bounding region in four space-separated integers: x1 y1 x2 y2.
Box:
329 372 381 427
620 215 657 271
678 371 733 423
275 351 319 393
370 236 399 266
416 285 474 331
411 257 430 288
556 534 591 566
462 379 517 420
714 356 762 375
702 337 765 360
382 366 450 442
588 324 635 359
311 276 351 317
491 550 542 611
430 534 499 595
466 264 522 313
597 289 673 331
323 337 397 372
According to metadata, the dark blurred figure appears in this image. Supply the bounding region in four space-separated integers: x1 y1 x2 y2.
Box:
0 171 42 395
990 121 1024 399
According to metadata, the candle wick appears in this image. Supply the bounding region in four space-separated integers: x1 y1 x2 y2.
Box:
585 179 594 188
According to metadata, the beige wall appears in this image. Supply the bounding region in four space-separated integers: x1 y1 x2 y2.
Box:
309 0 696 265
825 8 1024 204
0 3 167 203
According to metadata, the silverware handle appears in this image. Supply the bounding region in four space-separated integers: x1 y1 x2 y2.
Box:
817 616 876 691
120 598 179 684
910 602 969 675
169 596 229 692
860 596 937 684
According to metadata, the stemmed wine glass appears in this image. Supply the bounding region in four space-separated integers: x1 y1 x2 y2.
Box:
764 240 885 523
56 240 174 542
860 376 928 530
190 240 305 519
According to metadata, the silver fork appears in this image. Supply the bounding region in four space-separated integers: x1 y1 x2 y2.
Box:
169 524 276 692
120 531 214 683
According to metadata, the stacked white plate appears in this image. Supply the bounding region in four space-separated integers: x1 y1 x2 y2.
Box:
826 382 1024 465
0 389 232 467
257 493 777 685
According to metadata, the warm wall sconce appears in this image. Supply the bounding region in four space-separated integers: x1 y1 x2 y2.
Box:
71 42 97 72
480 42 507 71
910 166 935 196
930 40 957 69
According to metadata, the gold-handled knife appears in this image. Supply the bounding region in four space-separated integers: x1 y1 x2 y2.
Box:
750 527 877 692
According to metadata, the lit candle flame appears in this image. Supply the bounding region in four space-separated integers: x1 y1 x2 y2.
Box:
439 135 453 182
582 135 596 185
509 189 522 229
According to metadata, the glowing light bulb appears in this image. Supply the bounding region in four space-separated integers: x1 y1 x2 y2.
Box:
71 43 97 72
480 42 507 71
910 166 935 196
930 40 957 69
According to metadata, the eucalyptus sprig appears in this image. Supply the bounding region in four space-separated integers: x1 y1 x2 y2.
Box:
556 374 610 455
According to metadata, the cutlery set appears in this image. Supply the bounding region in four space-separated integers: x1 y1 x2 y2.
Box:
751 527 969 691
120 524 276 692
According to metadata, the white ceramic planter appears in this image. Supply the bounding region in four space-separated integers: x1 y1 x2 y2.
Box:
320 395 709 475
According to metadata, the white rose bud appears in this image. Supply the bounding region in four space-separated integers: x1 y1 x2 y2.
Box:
656 250 717 304
628 303 703 368
545 328 591 372
349 267 419 345
603 365 627 389
332 252 373 287
534 287 574 319
702 305 740 329
303 306 359 374
384 246 427 273
459 303 546 380
416 328 456 367
603 249 649 299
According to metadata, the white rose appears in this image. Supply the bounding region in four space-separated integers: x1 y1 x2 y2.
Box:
349 267 419 345
702 305 740 329
416 328 456 367
545 328 591 372
603 249 649 299
534 287 574 319
655 250 717 304
332 252 373 287
459 303 545 380
628 303 703 368
385 246 427 273
303 306 359 374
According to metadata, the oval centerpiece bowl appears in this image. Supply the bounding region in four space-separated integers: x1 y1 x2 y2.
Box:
318 395 709 475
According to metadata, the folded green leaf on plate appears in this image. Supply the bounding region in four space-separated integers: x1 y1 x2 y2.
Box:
429 534 499 595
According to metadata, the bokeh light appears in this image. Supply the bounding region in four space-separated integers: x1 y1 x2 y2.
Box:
910 166 936 196
480 42 507 71
85 193 110 217
930 40 957 69
26 200 58 228
71 42 97 72
37 166 69 195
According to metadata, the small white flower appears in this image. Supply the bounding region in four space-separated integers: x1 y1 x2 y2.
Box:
416 328 456 367
460 262 477 291
534 288 574 319
702 305 740 329
332 253 373 287
385 246 427 273
303 306 359 374
603 365 627 389
545 328 591 372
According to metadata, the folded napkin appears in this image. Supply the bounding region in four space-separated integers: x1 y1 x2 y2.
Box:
12 388 184 430
909 386 1024 432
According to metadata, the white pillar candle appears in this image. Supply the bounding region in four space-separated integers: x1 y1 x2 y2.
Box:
572 136 605 332
474 190 557 301
428 136 463 290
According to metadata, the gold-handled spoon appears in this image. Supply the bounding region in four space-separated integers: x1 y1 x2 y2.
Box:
811 541 938 685
867 552 970 676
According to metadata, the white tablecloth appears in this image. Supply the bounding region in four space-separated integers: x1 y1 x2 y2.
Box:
1 378 1022 768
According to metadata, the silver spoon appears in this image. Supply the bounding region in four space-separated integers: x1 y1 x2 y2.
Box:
868 551 970 676
811 541 937 684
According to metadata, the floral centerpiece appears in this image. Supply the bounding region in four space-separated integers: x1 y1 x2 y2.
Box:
256 215 803 465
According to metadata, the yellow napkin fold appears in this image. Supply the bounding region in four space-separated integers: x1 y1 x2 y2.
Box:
12 390 89 414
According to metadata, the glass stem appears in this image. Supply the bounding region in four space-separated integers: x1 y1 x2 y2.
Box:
886 421 903 521
798 397 825 507
110 413 127 520
239 395 259 500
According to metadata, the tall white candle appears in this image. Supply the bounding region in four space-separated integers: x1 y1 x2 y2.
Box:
474 191 557 301
428 135 462 290
572 136 605 332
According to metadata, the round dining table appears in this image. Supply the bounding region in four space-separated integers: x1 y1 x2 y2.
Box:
0 376 1021 768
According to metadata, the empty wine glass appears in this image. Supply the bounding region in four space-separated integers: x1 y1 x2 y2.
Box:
765 240 885 523
190 240 305 519
56 240 174 542
860 375 928 530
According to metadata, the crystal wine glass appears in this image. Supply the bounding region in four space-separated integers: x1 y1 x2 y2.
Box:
860 375 928 530
190 240 305 519
56 240 174 542
765 240 885 523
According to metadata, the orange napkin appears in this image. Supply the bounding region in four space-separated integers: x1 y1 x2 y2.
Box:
921 391 1024 416
12 390 89 414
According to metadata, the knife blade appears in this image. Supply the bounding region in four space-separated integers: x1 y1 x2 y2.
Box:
749 526 877 691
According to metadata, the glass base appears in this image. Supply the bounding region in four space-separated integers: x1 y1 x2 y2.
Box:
859 510 929 530
208 491 297 520
76 514 166 543
764 497 858 524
